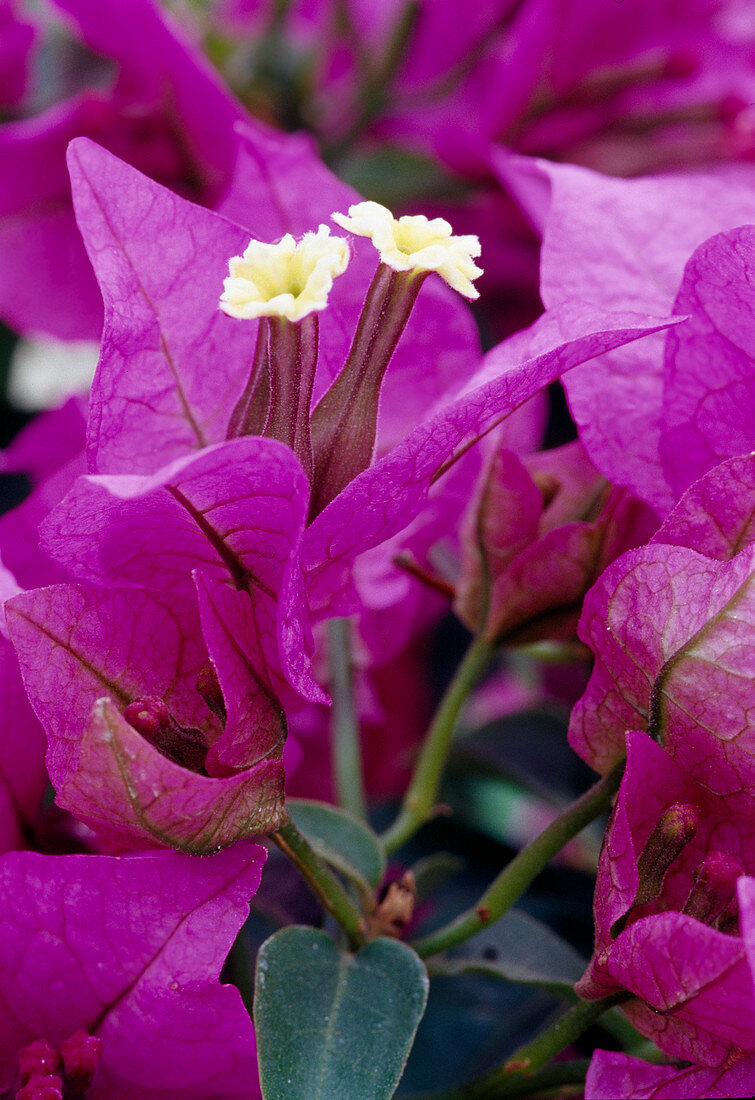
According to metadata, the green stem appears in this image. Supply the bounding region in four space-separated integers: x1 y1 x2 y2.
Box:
382 634 494 854
271 820 365 949
411 761 624 957
422 1059 591 1100
328 617 367 819
427 995 626 1100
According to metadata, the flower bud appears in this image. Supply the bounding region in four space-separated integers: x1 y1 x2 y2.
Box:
634 803 699 908
17 1041 59 1084
59 1030 102 1094
124 696 170 739
611 802 698 937
16 1075 63 1100
682 852 742 926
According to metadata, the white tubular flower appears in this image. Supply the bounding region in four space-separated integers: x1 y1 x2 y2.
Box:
332 201 482 299
220 225 349 322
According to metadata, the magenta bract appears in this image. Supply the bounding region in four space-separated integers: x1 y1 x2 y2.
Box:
6 584 286 851
0 0 248 338
0 846 263 1098
569 537 755 810
580 731 755 1067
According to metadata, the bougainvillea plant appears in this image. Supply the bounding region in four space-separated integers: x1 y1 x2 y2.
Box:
0 2 754 1098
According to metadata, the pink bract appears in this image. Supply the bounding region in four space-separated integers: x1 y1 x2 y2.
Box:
0 846 264 1098
580 731 755 1067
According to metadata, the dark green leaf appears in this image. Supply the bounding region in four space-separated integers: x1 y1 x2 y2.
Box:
337 147 471 207
288 798 385 893
255 927 429 1099
431 909 587 999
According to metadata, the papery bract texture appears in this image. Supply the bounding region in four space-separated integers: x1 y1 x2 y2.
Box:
652 453 755 562
70 134 481 476
6 584 285 850
0 0 248 338
498 155 755 511
303 305 679 614
586 1049 755 1099
40 436 323 705
569 541 755 811
0 635 46 853
660 226 755 497
455 439 655 642
0 846 264 1098
580 732 755 1066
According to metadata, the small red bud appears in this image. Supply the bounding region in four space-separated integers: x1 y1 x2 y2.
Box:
16 1074 64 1100
124 696 170 738
18 1041 59 1084
682 852 742 926
60 1030 102 1093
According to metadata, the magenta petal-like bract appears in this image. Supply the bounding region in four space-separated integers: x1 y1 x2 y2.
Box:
586 877 755 1096
0 846 263 1098
660 226 755 497
653 453 755 562
580 732 755 1066
195 573 286 775
63 698 284 852
303 305 679 612
70 136 480 475
6 584 285 850
498 155 755 511
569 543 755 811
0 636 46 852
41 436 323 703
586 1049 755 1100
68 139 254 473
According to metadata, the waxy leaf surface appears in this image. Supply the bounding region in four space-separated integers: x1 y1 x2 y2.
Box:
255 927 428 1100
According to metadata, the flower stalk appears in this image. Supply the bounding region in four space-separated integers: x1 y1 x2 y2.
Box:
411 760 625 957
426 995 628 1099
382 633 494 854
328 616 367 819
271 818 366 949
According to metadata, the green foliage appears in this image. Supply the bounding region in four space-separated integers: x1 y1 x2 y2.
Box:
255 927 429 1099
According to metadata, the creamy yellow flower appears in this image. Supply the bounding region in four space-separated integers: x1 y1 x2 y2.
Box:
331 201 482 299
220 225 349 322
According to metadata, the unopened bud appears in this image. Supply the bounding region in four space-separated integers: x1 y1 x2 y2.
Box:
196 663 226 722
59 1030 102 1094
612 803 698 937
124 696 170 739
634 803 698 908
17 1041 59 1084
682 852 742 926
16 1075 63 1100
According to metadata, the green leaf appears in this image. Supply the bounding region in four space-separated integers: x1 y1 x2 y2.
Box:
337 146 471 207
430 909 587 999
411 853 465 902
255 927 429 1100
288 798 385 893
